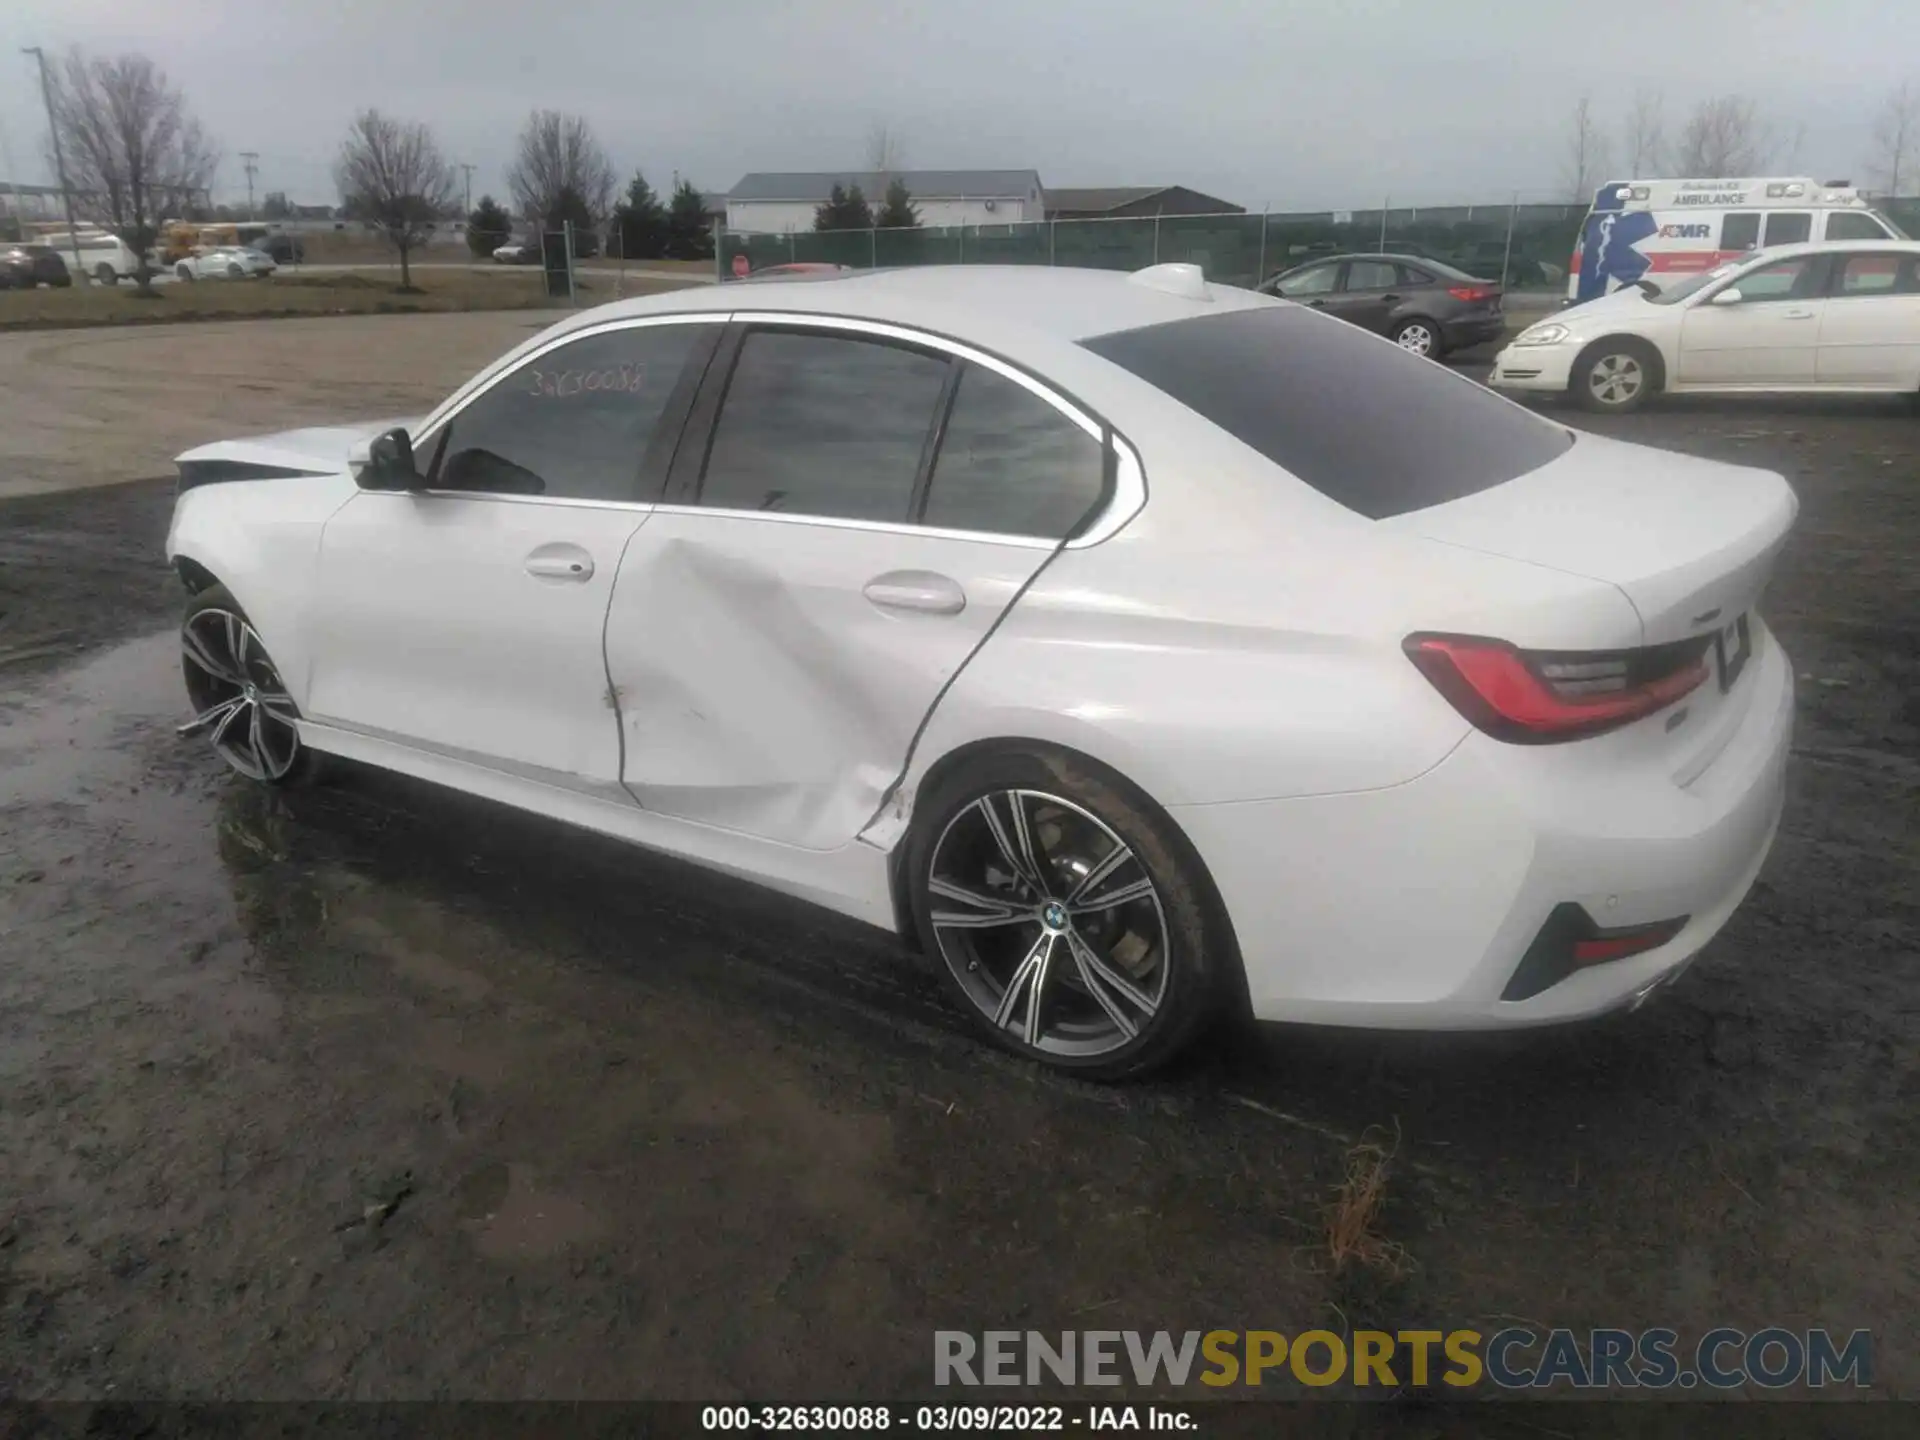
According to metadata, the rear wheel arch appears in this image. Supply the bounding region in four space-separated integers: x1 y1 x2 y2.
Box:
885 734 1253 1021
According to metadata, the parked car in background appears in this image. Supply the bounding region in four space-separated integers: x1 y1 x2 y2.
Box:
0 244 72 289
1258 252 1504 358
174 247 277 281
166 263 1795 1079
492 239 541 265
251 234 306 265
1492 240 1920 412
51 231 152 285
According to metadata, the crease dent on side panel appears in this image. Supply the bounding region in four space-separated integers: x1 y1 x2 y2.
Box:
603 509 657 805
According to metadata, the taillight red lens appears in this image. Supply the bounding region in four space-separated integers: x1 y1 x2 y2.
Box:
1404 634 1709 743
1447 284 1494 301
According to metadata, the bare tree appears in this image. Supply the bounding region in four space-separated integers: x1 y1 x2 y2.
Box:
1672 96 1771 177
1866 81 1920 196
866 123 905 185
333 109 456 290
49 49 218 294
505 110 615 235
1622 88 1666 177
1560 94 1613 203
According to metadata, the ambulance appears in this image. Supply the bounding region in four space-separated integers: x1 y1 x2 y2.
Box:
1567 177 1908 303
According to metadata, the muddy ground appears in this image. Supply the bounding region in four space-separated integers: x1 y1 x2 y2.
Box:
1 349 1917 1420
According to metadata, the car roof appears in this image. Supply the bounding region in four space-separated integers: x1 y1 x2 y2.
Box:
1746 239 1920 260
551 264 1274 347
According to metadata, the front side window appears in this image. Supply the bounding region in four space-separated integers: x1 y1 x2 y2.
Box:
1344 260 1398 291
432 323 706 500
1728 257 1818 302
700 330 950 521
1762 212 1812 247
921 364 1105 538
1275 264 1338 298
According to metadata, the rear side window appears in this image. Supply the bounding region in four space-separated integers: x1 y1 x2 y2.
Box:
1763 212 1812 246
1082 306 1572 520
921 364 1105 538
1344 260 1398 290
1721 213 1761 251
700 330 950 521
1834 254 1920 296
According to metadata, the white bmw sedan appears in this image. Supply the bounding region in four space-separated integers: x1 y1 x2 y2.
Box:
166 263 1796 1078
1492 240 1920 412
175 246 277 281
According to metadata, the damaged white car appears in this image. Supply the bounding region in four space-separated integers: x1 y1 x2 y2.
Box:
167 264 1795 1078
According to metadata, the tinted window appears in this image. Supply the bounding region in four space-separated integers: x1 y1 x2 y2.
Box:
1763 212 1812 246
1835 254 1920 296
1275 264 1337 297
1082 307 1572 521
1826 211 1891 241
434 323 704 500
1721 213 1761 251
922 364 1105 538
1345 260 1398 290
701 330 949 520
1398 265 1436 286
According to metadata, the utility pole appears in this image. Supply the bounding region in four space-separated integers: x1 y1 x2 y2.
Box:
239 151 258 218
21 47 83 274
460 163 474 215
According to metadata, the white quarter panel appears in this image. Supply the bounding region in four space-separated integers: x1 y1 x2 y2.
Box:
605 510 1052 850
305 492 645 786
1817 292 1920 387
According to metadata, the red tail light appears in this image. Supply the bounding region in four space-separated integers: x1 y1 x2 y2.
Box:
1447 284 1495 302
1404 634 1710 743
1570 245 1583 274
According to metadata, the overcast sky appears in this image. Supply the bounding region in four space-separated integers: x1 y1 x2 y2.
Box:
3 0 1915 213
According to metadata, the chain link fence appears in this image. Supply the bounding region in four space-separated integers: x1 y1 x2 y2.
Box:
721 194 1920 295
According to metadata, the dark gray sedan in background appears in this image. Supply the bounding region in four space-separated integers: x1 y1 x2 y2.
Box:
1257 252 1504 359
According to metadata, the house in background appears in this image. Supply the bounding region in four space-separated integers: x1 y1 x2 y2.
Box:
726 170 1045 231
1044 186 1245 220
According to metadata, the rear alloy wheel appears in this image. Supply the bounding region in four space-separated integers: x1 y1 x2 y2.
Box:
177 264 195 282
910 751 1229 1078
1576 343 1656 412
94 264 117 286
1392 318 1443 359
178 587 312 785
227 263 244 279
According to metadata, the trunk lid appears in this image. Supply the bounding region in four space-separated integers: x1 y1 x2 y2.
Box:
1385 431 1797 647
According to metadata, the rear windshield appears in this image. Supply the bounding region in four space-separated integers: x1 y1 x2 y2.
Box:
1081 305 1572 519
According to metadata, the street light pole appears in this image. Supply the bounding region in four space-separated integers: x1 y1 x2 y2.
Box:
240 151 258 219
460 163 474 215
21 46 83 275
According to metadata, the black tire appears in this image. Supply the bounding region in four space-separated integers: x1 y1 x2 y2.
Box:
226 263 244 279
1573 337 1660 413
179 584 321 787
176 264 195 282
906 745 1234 1080
1390 316 1446 360
94 264 117 286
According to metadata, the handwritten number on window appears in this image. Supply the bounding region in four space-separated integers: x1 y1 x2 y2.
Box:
526 363 649 399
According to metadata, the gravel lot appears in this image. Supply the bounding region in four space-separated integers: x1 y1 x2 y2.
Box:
0 315 1916 1413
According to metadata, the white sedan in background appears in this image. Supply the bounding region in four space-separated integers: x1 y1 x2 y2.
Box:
165 264 1795 1078
1492 240 1920 411
174 246 277 281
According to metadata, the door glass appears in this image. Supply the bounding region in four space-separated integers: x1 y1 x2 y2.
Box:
1397 265 1436 286
1730 258 1814 301
1834 254 1919 296
1720 213 1761 251
921 364 1105 539
1276 264 1337 297
432 324 705 500
1344 260 1398 291
1825 211 1891 241
700 330 950 521
1762 212 1812 246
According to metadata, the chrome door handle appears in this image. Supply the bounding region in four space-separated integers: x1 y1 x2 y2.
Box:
863 570 966 616
1782 309 1816 320
524 543 594 581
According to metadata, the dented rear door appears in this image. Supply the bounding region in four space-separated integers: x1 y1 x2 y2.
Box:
602 319 1107 853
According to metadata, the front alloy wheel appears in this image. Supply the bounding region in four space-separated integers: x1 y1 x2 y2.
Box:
1581 350 1648 410
179 600 305 783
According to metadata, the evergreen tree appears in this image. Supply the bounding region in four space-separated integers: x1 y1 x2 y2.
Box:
814 182 851 231
467 195 512 257
842 184 875 229
875 178 920 229
665 179 714 259
612 171 668 259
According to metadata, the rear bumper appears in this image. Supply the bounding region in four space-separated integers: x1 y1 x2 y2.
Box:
1174 626 1794 1029
1443 314 1508 348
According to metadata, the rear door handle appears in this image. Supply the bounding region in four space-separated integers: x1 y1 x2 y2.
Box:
524 542 595 581
863 570 966 616
1783 309 1816 320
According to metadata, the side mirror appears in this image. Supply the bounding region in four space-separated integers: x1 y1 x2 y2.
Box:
351 427 421 490
1710 287 1744 306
